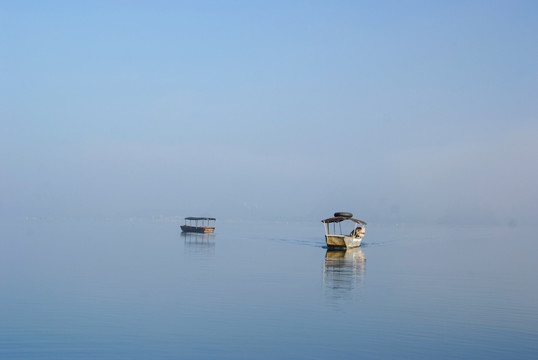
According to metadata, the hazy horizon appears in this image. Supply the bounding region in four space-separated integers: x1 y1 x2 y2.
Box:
2 1 537 226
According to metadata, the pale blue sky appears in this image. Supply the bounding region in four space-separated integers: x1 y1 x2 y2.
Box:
1 1 537 224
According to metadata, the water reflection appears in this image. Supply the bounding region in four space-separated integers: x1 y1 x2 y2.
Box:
181 232 216 256
323 248 365 301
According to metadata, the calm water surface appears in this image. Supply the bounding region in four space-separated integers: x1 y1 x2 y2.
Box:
1 219 537 359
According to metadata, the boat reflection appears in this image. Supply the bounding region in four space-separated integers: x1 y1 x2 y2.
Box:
181 232 216 255
323 248 365 301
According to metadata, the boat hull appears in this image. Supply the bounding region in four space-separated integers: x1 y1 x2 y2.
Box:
325 235 362 249
181 225 215 233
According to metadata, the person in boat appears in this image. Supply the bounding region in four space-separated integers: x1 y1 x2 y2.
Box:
351 227 363 237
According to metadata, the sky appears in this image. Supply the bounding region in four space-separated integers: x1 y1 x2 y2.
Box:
1 1 537 225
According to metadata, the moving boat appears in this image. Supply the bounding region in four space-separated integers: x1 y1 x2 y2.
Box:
321 212 366 249
180 217 216 233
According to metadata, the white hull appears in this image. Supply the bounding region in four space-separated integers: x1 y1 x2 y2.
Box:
325 234 362 249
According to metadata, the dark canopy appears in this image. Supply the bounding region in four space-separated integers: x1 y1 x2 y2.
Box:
185 217 216 221
321 216 367 225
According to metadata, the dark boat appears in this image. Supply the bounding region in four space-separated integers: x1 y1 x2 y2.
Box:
180 217 216 233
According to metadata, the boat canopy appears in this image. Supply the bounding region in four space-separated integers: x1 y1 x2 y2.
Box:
185 217 216 221
321 216 367 225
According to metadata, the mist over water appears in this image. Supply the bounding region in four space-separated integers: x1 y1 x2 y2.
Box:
2 1 538 358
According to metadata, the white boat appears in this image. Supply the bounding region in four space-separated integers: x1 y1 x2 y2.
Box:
321 212 366 249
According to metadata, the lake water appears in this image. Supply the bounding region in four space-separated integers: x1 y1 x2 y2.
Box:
1 219 537 359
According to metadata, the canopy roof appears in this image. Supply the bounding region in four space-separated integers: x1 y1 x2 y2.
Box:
185 217 216 221
321 216 367 225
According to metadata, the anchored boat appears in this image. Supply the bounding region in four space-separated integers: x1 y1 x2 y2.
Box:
180 217 216 233
321 212 366 249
